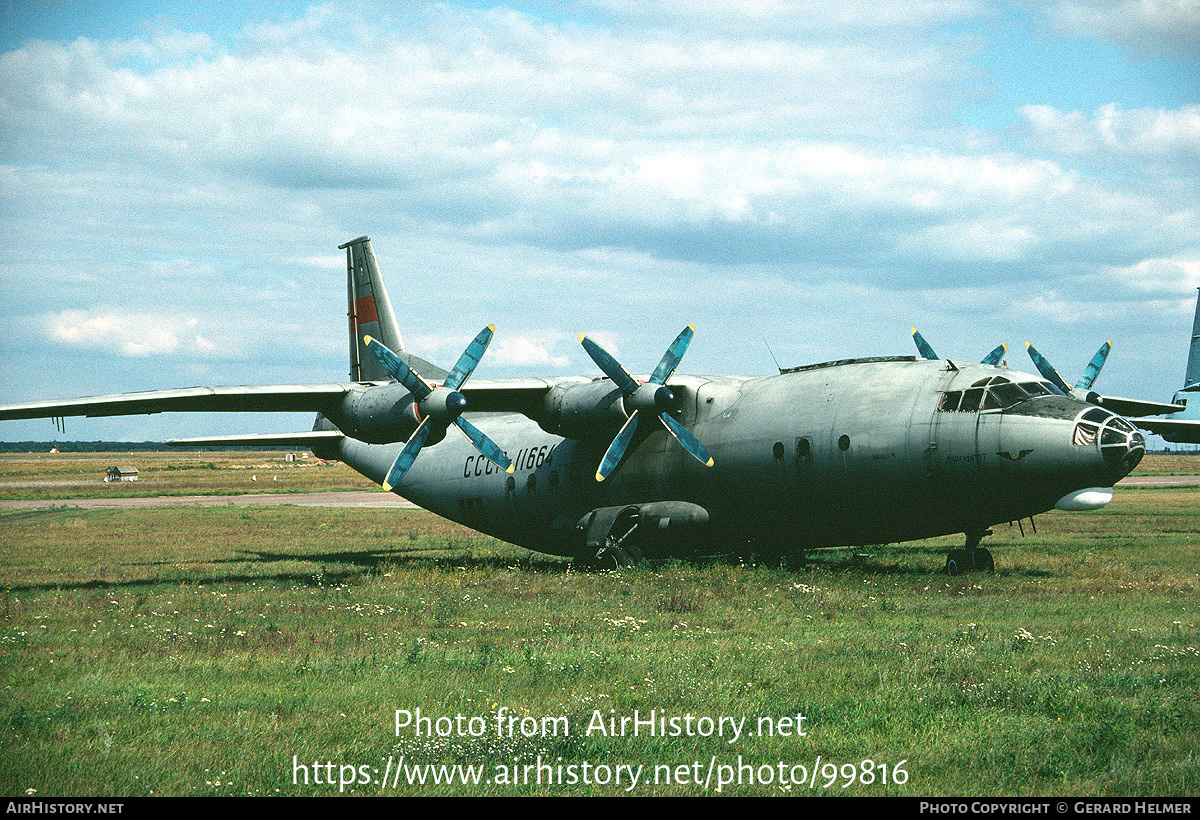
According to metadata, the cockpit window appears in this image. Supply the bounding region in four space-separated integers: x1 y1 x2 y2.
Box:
959 388 984 413
937 377 1068 414
990 383 1026 407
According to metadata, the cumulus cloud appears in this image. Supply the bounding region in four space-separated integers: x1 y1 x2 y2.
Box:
0 1 1196 439
46 311 215 357
1020 103 1200 163
1045 0 1200 57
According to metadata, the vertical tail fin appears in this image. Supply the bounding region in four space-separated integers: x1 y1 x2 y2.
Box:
1185 288 1200 392
341 236 404 382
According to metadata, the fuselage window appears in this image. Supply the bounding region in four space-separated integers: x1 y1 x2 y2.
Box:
1074 422 1099 446
838 435 850 451
773 441 785 460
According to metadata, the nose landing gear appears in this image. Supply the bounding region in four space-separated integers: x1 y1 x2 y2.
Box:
946 529 994 575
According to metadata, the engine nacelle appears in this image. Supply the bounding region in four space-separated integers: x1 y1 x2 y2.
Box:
538 380 628 439
329 383 423 444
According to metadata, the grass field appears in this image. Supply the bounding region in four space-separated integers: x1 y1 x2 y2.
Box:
0 453 1197 796
0 451 370 500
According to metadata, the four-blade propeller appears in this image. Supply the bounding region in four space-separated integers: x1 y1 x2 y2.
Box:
578 325 715 482
1024 340 1111 396
365 326 513 491
912 329 1007 366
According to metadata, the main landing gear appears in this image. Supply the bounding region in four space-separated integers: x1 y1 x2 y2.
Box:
579 508 644 570
945 529 994 575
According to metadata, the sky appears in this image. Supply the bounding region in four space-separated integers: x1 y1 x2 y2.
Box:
0 0 1198 443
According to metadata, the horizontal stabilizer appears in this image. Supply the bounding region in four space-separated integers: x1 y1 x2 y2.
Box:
166 431 345 448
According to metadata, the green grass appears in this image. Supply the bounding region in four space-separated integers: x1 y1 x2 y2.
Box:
0 451 371 500
0 486 1197 795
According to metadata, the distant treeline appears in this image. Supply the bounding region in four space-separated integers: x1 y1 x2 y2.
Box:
0 441 295 453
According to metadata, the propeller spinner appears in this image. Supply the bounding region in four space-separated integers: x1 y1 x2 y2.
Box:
364 327 513 491
578 325 715 482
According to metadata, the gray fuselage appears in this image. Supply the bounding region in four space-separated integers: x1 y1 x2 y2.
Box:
324 357 1143 558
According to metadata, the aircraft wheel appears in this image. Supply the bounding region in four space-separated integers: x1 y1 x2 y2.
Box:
946 549 967 576
970 548 994 572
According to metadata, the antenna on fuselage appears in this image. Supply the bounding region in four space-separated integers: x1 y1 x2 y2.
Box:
763 338 783 374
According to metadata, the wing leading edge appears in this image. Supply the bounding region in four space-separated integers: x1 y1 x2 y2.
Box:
0 384 357 420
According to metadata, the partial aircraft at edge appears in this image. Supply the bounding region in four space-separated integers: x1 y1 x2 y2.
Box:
2 238 1198 574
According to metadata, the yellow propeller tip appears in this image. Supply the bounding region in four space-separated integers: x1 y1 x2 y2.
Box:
705 458 714 467
687 322 695 331
911 327 917 335
505 465 515 474
363 335 374 345
1024 342 1031 349
578 332 587 342
487 324 495 332
381 482 393 492
595 472 605 482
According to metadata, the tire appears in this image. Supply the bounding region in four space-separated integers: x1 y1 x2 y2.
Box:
972 548 994 572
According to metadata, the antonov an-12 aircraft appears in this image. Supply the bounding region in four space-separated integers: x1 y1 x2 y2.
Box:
2 237 1192 573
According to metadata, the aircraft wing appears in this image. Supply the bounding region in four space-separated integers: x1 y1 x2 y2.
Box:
1090 394 1184 418
166 431 347 447
1132 417 1200 444
0 384 358 420
458 377 586 417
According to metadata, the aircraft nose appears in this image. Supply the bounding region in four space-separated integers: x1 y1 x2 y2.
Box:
1072 408 1145 482
1115 429 1146 477
1099 419 1144 480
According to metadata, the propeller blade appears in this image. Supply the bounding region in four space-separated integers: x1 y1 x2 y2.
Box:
579 334 638 395
659 411 714 467
912 329 939 361
1025 343 1073 395
382 417 432 492
981 343 1007 366
454 416 514 473
596 411 639 482
1075 341 1111 390
364 335 431 399
444 325 495 391
580 326 715 481
650 324 695 385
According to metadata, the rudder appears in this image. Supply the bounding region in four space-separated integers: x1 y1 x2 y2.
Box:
1185 288 1200 392
342 236 404 382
